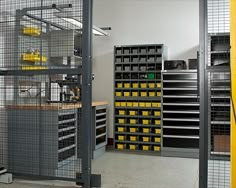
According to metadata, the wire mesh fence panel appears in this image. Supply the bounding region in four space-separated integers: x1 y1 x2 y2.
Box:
0 0 84 181
207 0 231 187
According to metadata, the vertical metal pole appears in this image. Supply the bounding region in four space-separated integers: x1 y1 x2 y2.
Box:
81 0 93 187
199 0 208 187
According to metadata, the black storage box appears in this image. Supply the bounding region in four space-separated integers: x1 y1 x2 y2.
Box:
188 59 198 69
164 60 186 70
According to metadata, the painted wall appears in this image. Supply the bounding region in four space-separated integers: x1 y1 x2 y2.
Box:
92 0 199 138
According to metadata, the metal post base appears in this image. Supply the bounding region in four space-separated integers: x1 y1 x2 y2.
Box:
76 173 101 188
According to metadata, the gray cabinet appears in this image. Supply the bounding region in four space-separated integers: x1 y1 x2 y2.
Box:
92 105 108 159
162 70 200 158
7 104 108 176
8 108 77 177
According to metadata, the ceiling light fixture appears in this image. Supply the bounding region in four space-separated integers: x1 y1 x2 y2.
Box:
55 11 109 36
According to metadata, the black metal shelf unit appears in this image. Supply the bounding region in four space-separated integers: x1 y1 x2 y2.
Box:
162 70 200 157
208 33 231 158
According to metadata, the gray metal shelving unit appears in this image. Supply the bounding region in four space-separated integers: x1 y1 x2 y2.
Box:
208 33 231 159
162 70 200 158
114 44 167 152
92 105 108 159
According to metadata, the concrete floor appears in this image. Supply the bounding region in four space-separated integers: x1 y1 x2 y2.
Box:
0 151 199 188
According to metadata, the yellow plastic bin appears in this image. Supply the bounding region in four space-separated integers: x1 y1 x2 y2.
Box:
142 111 150 116
142 119 150 125
121 102 126 107
127 102 133 107
130 136 138 141
22 53 47 62
129 111 137 116
129 144 137 150
154 111 161 116
145 102 152 108
152 102 161 107
117 83 123 88
155 137 161 143
143 137 150 142
141 92 147 97
148 83 155 88
116 92 122 97
118 127 125 132
155 120 161 125
155 129 161 134
157 83 161 88
118 135 125 141
149 92 155 97
124 92 130 97
143 128 150 133
124 83 131 88
130 119 137 124
132 83 139 88
132 92 138 97
142 145 150 151
115 102 121 107
133 102 139 107
117 144 125 150
141 83 147 88
139 102 145 107
130 127 137 133
118 119 125 124
22 27 41 36
21 65 48 71
119 110 125 115
154 146 160 151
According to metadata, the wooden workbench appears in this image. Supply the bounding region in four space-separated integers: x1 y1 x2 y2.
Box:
7 101 108 110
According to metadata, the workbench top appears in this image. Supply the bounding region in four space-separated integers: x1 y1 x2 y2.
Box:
7 101 108 110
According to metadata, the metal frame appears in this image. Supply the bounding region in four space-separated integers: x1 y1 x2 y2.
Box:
0 1 98 187
199 0 208 187
78 0 101 187
0 68 82 76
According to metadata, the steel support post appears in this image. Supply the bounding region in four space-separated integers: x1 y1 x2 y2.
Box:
199 0 209 187
81 0 93 187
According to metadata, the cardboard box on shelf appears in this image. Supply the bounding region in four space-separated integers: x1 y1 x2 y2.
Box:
213 135 230 152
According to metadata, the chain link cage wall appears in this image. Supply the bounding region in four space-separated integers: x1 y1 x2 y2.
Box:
207 0 231 187
0 0 84 181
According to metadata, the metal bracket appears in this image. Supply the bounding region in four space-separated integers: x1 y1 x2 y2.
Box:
76 173 101 188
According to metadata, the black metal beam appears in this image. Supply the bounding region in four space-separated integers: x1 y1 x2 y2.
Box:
25 13 65 30
199 0 208 187
206 66 230 72
0 68 81 76
22 4 72 12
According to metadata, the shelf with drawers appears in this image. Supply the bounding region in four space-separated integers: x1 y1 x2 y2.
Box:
92 105 108 159
162 70 200 157
8 108 77 176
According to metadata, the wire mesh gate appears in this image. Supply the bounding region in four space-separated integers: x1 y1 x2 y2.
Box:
207 0 231 187
199 0 231 187
0 0 95 186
